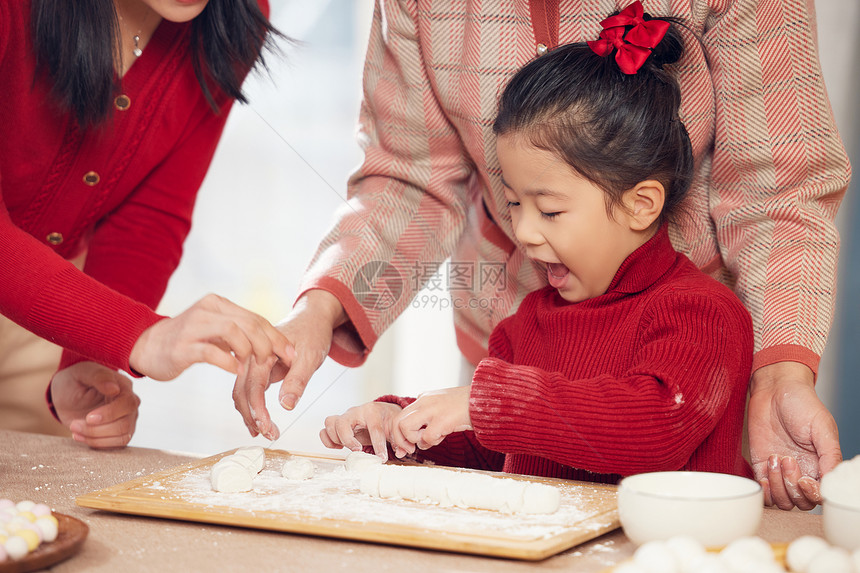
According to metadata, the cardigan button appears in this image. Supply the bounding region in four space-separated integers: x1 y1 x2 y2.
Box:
115 94 131 111
46 232 64 246
83 171 100 186
536 43 548 56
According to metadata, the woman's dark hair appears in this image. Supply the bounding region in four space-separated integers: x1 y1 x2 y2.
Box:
493 19 694 224
31 0 284 128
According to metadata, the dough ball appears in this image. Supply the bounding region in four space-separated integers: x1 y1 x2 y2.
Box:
719 536 776 570
34 516 58 543
211 458 253 493
281 458 315 481
664 536 707 573
345 451 384 473
233 447 266 474
30 504 51 518
3 535 28 560
633 540 680 573
806 546 853 573
786 535 830 572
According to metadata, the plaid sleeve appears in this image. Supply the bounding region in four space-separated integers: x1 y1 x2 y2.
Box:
702 0 851 373
298 0 476 366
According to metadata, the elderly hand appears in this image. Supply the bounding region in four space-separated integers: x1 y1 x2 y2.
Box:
231 290 345 440
748 361 842 510
389 386 473 457
50 361 140 449
320 401 403 460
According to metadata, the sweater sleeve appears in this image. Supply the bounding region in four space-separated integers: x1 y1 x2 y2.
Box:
469 291 754 476
297 0 476 367
0 190 163 373
57 99 236 372
702 0 850 373
375 395 505 471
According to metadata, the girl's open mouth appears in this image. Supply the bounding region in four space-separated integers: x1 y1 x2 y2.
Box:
546 262 570 289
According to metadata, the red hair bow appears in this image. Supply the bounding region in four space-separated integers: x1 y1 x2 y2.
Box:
587 26 651 75
588 1 670 74
600 1 670 49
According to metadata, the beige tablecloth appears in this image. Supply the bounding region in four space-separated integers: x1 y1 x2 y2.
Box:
0 429 823 572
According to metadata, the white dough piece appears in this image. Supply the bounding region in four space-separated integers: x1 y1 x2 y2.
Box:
719 536 777 570
807 546 853 573
233 446 265 474
633 540 681 573
281 458 315 480
359 465 561 514
345 451 384 473
664 536 708 573
786 535 830 572
211 457 254 493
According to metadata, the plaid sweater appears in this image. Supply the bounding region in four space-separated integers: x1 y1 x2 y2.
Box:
378 226 754 482
301 0 851 374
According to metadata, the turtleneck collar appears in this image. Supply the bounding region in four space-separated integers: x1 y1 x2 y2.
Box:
604 224 678 295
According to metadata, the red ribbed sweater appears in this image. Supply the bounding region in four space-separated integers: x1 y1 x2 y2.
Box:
381 226 754 483
0 0 266 373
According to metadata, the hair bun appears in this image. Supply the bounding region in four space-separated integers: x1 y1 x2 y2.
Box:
648 20 684 68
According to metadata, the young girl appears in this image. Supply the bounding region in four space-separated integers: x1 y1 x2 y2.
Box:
320 5 755 482
0 0 289 446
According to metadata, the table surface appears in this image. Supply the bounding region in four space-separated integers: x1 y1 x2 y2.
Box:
0 429 824 572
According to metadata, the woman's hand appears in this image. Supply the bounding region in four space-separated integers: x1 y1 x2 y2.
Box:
129 293 291 381
320 402 403 460
50 362 140 449
748 361 842 510
389 386 473 457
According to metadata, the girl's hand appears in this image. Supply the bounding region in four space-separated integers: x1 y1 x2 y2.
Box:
50 362 140 449
129 293 291 381
390 386 472 457
320 402 403 460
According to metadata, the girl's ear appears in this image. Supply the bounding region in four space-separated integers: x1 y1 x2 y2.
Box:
623 180 665 231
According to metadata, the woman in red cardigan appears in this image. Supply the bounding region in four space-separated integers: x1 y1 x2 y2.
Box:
0 0 287 447
320 9 755 482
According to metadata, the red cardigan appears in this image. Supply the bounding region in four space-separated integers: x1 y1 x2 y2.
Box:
380 226 754 483
0 0 266 373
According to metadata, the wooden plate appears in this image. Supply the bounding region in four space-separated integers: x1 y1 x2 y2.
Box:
0 513 88 573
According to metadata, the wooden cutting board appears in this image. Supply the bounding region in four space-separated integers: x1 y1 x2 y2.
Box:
76 449 618 561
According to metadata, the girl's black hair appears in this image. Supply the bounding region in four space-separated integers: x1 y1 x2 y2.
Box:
31 0 284 128
493 18 694 224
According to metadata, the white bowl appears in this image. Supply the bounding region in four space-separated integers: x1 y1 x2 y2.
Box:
821 454 860 551
823 498 860 550
618 471 763 547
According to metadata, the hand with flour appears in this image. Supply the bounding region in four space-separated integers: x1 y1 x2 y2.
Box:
389 386 473 457
320 401 404 460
